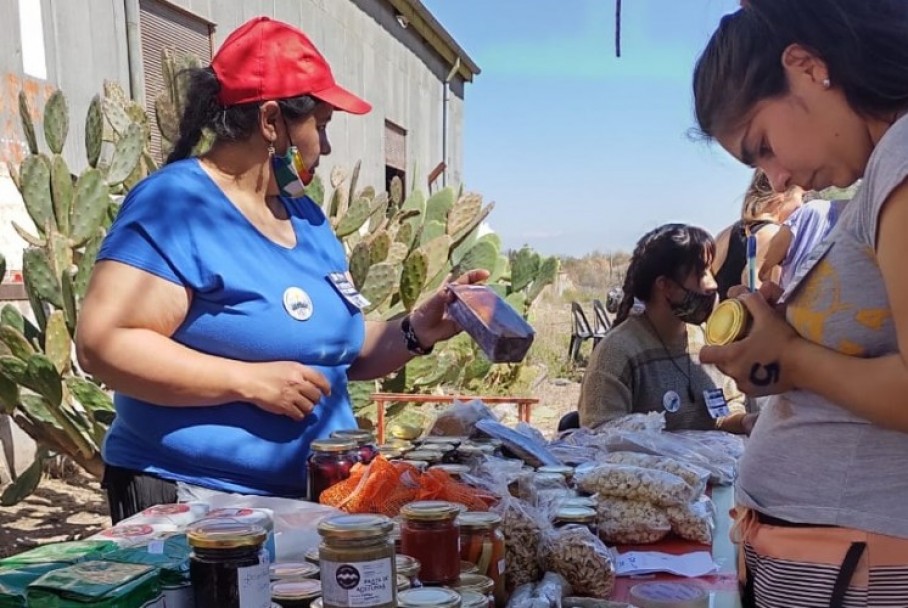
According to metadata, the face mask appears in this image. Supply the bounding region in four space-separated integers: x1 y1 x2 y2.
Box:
271 129 313 198
669 287 717 325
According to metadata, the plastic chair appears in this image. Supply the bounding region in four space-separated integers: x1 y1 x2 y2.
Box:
592 299 612 347
569 302 595 363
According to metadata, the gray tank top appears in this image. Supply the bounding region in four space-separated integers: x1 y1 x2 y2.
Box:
736 114 908 537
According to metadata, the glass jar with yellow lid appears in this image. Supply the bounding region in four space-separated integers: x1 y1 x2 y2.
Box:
317 514 396 608
400 501 461 585
308 439 358 502
331 429 379 464
271 579 322 608
187 521 270 608
705 298 752 346
398 587 462 608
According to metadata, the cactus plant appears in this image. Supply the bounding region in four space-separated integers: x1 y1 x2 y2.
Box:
0 82 149 503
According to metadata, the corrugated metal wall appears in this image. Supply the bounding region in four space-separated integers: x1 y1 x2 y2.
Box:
139 0 213 164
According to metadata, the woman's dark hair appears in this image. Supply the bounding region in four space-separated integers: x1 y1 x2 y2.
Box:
694 0 908 139
166 67 319 164
615 224 716 325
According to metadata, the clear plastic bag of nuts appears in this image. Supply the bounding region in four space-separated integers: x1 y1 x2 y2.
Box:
602 452 710 498
575 463 694 507
665 496 716 545
541 525 616 599
595 496 672 545
492 496 544 591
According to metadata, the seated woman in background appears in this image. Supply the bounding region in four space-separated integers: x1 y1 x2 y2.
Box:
712 169 803 298
578 224 755 434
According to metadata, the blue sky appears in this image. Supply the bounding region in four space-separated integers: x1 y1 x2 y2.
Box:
422 0 753 256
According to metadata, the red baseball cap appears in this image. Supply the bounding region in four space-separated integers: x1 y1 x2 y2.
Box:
211 16 371 114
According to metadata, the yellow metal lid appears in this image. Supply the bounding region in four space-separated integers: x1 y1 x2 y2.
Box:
705 299 748 346
398 587 462 608
186 522 267 550
271 579 322 600
400 501 461 522
269 561 319 580
317 514 393 541
456 511 502 531
310 438 357 453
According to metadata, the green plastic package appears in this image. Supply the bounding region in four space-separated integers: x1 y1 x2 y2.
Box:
0 563 65 608
26 561 162 607
0 541 116 570
101 535 192 603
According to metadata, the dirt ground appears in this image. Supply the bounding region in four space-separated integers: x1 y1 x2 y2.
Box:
0 378 581 559
0 472 109 559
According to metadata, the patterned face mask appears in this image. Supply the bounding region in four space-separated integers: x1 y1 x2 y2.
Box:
669 287 717 326
271 123 313 198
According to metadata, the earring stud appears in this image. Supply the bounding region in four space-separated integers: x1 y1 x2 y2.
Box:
822 78 831 89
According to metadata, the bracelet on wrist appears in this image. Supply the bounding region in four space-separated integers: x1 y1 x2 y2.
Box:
401 315 433 356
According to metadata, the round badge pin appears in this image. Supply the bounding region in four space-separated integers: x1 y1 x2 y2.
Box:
283 287 314 321
662 390 681 413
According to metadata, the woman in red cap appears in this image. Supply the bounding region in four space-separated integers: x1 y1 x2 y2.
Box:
76 17 487 521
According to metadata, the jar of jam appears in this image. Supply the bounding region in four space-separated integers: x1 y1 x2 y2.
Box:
187 521 270 608
271 579 322 607
318 514 396 608
331 430 379 464
398 588 462 608
308 439 357 502
396 554 421 587
553 506 598 536
400 501 461 586
457 512 505 605
454 574 495 608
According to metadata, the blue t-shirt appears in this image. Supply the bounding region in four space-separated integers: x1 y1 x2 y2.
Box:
98 159 365 496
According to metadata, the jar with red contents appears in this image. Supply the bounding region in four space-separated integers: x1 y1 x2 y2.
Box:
330 429 379 464
400 501 461 586
307 439 357 502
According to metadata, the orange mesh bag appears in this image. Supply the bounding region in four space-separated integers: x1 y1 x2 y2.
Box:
320 456 420 516
319 461 370 511
418 469 495 512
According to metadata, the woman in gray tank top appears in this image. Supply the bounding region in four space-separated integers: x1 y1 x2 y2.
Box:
693 1 908 606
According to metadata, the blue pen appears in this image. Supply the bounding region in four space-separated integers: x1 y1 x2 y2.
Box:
746 234 757 292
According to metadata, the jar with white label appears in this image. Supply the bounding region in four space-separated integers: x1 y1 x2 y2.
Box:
187 521 271 608
318 514 397 608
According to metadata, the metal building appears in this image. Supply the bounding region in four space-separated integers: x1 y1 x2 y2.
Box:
0 0 480 281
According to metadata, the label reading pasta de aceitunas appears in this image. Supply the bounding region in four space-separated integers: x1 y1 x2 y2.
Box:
321 558 394 607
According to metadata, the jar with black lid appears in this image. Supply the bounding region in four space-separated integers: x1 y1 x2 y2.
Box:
187 521 270 608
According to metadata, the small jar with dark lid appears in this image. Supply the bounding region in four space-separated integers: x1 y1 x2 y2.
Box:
271 579 322 608
400 501 461 585
308 439 358 502
331 429 379 464
187 521 270 608
553 506 598 536
398 587 462 608
318 514 396 608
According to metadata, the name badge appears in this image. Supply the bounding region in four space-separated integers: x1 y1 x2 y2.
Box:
662 390 681 413
283 287 314 321
328 272 371 309
703 388 730 419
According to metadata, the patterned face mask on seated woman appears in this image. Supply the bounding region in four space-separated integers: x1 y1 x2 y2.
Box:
669 288 717 326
